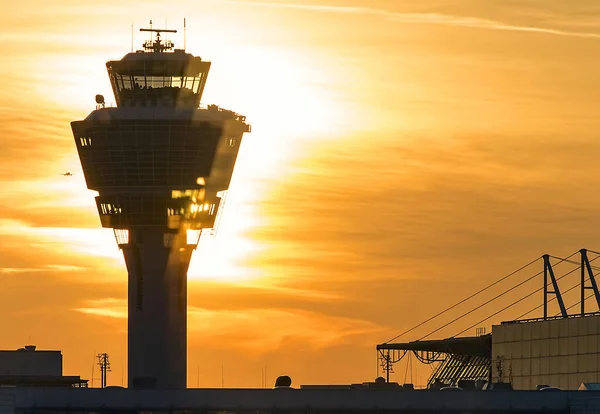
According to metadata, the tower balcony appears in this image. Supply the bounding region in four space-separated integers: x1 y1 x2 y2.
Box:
71 116 239 190
72 107 248 233
96 193 220 230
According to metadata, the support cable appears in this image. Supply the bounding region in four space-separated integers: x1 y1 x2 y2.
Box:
562 291 598 315
418 253 578 341
382 256 541 344
517 283 574 320
454 260 585 336
520 279 588 319
547 255 600 272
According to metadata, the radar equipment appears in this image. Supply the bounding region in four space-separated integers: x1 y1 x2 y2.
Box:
95 94 105 109
140 25 177 53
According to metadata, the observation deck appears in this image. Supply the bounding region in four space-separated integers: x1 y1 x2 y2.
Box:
72 28 249 233
107 26 209 109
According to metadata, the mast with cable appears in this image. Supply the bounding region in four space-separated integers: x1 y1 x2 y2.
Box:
375 249 600 387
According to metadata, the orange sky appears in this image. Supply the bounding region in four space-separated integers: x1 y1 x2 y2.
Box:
2 0 600 388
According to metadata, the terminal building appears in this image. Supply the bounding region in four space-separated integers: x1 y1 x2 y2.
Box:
492 314 600 390
377 314 600 391
377 251 600 391
0 345 87 388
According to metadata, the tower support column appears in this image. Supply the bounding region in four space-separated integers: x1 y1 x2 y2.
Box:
122 228 193 389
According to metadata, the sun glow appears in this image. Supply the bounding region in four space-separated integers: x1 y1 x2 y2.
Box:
187 181 266 283
22 19 355 286
184 46 354 283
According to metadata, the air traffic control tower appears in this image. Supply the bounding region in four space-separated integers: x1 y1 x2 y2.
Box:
71 26 250 389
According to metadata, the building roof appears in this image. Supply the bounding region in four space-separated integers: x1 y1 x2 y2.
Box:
376 334 492 358
79 106 246 123
107 51 210 76
0 375 87 387
0 387 581 412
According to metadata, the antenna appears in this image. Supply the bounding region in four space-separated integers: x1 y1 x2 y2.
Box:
96 353 111 388
131 23 134 53
261 366 267 388
140 21 177 53
91 351 95 388
184 18 187 50
380 350 394 382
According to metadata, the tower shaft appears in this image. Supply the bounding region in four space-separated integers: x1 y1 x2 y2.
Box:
122 228 192 389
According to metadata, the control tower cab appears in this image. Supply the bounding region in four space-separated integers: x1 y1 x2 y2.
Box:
108 29 209 109
71 26 250 389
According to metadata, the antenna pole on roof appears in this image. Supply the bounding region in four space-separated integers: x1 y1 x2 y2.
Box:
131 23 134 52
184 17 187 50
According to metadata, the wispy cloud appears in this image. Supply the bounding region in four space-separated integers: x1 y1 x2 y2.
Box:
228 1 600 39
236 281 343 300
75 307 127 319
189 307 383 350
0 265 86 274
74 298 383 350
0 220 121 260
74 298 127 318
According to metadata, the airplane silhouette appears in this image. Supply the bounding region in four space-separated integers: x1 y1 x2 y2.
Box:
61 172 73 176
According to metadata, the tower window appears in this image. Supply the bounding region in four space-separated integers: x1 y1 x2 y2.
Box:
113 229 129 245
100 203 122 215
79 137 92 147
167 208 184 216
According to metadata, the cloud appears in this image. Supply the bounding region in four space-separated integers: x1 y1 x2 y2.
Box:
75 307 127 319
257 284 340 300
74 298 127 319
0 265 86 274
0 220 121 260
228 1 600 39
230 281 343 301
74 298 383 350
189 307 383 350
